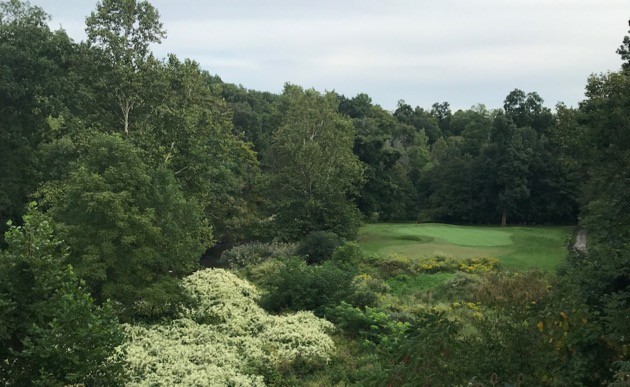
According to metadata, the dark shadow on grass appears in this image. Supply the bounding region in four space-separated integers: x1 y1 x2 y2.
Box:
395 235 434 243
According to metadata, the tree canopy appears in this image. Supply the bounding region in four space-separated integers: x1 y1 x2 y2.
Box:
1 1 628 384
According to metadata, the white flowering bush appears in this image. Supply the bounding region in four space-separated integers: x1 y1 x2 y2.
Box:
124 269 335 385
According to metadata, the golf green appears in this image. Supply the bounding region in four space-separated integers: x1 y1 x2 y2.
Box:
357 223 573 270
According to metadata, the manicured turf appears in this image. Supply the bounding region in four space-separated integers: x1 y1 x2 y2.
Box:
357 223 573 270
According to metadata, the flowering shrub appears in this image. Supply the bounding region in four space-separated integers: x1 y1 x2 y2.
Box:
416 254 459 273
417 255 500 274
458 257 501 273
124 269 335 385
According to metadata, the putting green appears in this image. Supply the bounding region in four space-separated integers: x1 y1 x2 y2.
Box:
357 223 573 270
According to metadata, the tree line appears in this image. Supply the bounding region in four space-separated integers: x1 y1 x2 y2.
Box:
0 0 628 384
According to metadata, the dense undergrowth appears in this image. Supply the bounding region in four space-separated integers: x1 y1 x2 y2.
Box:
217 236 628 386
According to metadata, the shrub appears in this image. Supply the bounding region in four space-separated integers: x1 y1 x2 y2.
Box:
348 273 390 308
296 231 343 264
331 241 364 265
377 254 415 278
220 241 297 269
416 255 500 274
124 269 336 385
471 270 552 308
432 271 482 301
459 257 501 273
261 257 355 314
327 302 409 346
416 254 459 273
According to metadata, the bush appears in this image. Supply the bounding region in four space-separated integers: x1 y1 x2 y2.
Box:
432 272 482 301
471 270 552 308
124 269 336 385
220 241 297 269
377 254 415 278
331 242 364 265
348 274 390 308
327 302 408 346
261 257 355 314
296 231 343 265
416 255 500 274
416 254 459 273
459 257 501 273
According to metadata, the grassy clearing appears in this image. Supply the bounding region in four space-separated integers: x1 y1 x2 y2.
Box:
358 223 573 270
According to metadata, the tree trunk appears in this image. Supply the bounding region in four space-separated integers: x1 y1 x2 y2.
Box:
501 211 507 227
123 101 130 135
121 99 132 135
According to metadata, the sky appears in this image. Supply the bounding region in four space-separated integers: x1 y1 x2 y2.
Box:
30 0 629 111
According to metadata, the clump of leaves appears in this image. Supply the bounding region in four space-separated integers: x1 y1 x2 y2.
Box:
296 231 344 264
220 241 297 269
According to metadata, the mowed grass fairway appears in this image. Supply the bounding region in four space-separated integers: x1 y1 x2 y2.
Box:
358 223 573 270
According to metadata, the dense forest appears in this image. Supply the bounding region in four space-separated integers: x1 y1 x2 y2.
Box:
0 0 628 385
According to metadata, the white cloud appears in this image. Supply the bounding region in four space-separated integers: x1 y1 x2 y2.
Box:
31 0 629 110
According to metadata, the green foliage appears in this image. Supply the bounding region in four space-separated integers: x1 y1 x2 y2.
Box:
386 272 455 301
0 1 79 240
331 241 365 265
84 0 166 136
220 241 297 269
328 302 409 345
259 256 356 315
267 84 364 240
348 273 390 308
41 132 210 319
371 274 556 386
131 56 261 241
0 205 125 385
346 96 431 221
124 269 335 385
86 0 165 69
619 21 630 71
377 254 415 278
296 230 343 265
549 38 630 383
432 271 482 300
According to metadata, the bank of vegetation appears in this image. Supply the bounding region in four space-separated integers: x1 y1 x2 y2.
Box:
0 1 628 385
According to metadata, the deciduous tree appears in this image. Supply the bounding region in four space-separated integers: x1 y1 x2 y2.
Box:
267 85 364 240
0 205 125 385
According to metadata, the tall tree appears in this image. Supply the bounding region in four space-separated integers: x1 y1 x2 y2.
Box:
431 101 452 135
85 0 166 134
342 94 429 221
394 100 442 144
267 85 364 240
0 0 78 240
486 113 533 226
129 56 261 242
41 132 211 319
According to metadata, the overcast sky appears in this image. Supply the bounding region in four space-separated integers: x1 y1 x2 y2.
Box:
30 0 629 111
